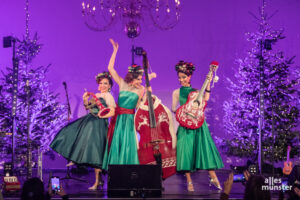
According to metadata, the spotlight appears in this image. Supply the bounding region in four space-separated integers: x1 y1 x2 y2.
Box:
248 164 259 175
264 39 272 50
3 36 18 48
4 162 13 176
134 47 144 56
3 36 13 48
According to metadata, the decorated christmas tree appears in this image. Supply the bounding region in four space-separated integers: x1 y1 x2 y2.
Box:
0 34 67 169
217 2 299 163
0 0 67 170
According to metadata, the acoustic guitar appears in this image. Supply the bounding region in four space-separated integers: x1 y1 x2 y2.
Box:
282 146 293 175
175 61 219 129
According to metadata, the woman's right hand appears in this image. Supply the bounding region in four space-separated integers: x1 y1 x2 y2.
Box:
109 38 119 52
243 170 251 181
83 92 90 101
223 172 233 195
57 183 67 197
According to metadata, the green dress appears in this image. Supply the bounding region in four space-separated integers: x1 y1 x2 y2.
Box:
50 98 108 168
176 86 224 171
102 91 140 170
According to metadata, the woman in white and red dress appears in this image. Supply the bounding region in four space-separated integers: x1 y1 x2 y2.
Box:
50 72 116 190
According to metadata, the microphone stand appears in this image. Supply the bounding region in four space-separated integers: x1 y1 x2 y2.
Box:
26 80 32 180
3 36 19 174
63 82 72 121
61 82 86 182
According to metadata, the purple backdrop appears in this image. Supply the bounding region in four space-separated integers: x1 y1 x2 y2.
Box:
1 0 299 169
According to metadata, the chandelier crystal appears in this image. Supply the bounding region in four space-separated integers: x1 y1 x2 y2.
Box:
81 0 181 37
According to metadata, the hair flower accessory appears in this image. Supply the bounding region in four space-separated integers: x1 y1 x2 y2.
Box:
128 64 144 73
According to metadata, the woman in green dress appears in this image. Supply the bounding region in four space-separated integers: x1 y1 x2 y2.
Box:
50 72 116 190
172 61 224 192
102 38 145 169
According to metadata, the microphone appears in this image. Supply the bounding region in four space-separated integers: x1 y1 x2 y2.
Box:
62 82 67 88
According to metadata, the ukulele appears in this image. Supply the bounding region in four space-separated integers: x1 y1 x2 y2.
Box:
282 146 293 175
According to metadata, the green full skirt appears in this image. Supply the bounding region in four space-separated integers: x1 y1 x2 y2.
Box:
50 113 108 168
102 113 139 170
176 121 224 172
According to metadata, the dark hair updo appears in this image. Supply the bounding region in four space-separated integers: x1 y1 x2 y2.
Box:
124 64 144 83
96 71 113 87
175 60 195 76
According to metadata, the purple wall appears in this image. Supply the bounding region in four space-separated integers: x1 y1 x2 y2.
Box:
1 0 299 169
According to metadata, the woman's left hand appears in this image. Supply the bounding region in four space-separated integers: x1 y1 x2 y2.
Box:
146 86 152 93
294 187 300 197
149 72 157 80
98 111 104 118
57 183 67 197
109 38 119 52
223 172 233 195
206 74 213 82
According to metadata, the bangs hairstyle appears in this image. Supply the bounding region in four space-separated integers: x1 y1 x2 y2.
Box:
97 76 113 87
96 71 113 87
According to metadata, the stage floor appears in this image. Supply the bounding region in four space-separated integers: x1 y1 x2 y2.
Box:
3 169 283 199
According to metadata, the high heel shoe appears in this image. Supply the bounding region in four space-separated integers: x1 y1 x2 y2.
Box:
209 177 222 190
98 173 104 187
88 179 104 190
187 182 194 192
66 161 74 167
88 183 100 191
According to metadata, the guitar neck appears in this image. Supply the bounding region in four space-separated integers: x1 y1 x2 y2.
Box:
196 70 213 101
287 149 290 162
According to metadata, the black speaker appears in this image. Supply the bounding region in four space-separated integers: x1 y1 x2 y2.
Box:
108 164 162 198
3 36 13 48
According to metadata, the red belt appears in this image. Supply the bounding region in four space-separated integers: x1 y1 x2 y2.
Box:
116 106 134 115
106 105 135 152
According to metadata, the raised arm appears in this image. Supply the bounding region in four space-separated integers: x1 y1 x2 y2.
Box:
108 38 122 86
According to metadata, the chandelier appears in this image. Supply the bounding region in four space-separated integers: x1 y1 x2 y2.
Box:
81 0 181 38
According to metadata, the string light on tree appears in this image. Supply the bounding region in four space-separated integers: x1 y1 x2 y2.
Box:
216 1 299 162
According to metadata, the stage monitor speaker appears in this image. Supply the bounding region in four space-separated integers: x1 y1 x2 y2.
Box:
108 164 162 198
